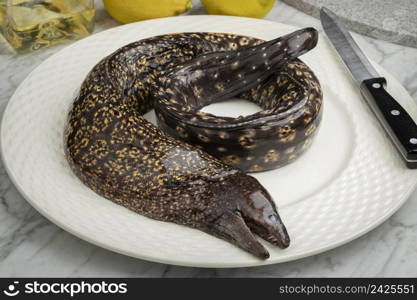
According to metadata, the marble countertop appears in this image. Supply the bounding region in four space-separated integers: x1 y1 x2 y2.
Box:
1 1 417 277
282 0 417 48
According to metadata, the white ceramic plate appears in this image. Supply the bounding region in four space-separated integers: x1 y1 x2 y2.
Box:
2 16 417 268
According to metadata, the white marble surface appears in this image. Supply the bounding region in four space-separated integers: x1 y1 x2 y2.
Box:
1 1 417 277
282 0 417 48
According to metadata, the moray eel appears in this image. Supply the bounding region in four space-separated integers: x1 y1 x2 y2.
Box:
154 30 322 172
65 29 318 259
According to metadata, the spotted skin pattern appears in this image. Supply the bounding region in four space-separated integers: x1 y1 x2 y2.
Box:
154 28 322 172
65 30 318 259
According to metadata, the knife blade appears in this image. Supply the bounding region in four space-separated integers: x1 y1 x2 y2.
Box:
320 7 417 169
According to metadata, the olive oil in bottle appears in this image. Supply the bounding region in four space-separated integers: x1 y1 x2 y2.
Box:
0 0 95 53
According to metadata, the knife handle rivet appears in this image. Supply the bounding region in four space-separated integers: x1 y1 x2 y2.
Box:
372 83 381 89
410 138 417 145
391 110 400 116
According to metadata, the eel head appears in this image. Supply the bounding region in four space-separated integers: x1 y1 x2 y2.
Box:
203 173 290 259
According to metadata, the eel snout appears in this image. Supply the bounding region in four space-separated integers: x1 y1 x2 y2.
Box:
206 174 290 259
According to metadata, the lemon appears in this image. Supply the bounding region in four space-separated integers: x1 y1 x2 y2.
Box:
103 0 192 24
201 0 275 18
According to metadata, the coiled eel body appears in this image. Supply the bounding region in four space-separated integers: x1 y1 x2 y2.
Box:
65 29 319 259
154 31 322 172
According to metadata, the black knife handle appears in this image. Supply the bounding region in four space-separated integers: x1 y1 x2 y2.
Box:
360 77 417 168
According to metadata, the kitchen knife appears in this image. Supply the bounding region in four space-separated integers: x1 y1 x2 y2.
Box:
320 7 417 169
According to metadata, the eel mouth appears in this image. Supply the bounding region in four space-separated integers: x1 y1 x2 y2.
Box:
208 208 290 260
244 212 291 250
207 212 271 259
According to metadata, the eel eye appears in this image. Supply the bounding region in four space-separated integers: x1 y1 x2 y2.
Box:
268 214 278 224
234 209 242 216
